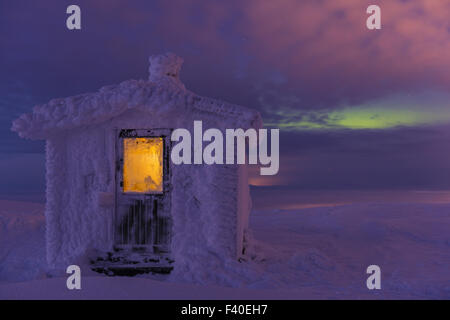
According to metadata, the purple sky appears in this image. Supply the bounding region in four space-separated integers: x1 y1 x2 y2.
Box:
1 0 450 202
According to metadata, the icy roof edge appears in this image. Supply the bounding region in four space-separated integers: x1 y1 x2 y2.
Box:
11 78 262 140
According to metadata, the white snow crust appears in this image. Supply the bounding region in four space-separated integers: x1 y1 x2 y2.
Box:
11 54 262 275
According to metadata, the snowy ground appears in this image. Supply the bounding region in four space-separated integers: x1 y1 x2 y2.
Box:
0 199 449 299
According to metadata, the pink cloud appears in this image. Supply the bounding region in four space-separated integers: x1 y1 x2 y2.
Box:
142 0 449 106
241 0 450 90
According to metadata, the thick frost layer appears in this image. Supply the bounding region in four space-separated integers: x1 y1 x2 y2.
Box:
40 114 254 277
11 54 262 278
148 52 185 90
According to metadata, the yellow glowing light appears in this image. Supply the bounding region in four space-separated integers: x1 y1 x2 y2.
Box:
123 137 163 193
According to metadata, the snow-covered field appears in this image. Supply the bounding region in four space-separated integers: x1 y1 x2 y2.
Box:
0 199 449 299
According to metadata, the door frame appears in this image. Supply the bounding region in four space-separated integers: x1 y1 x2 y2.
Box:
113 128 173 250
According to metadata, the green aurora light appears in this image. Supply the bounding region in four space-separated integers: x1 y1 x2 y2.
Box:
264 94 450 130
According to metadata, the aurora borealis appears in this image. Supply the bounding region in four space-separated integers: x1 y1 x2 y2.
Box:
264 93 450 130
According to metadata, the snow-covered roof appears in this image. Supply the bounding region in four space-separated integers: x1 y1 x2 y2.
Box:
12 53 262 139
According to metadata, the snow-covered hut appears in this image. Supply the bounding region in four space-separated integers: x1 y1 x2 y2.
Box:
12 53 262 275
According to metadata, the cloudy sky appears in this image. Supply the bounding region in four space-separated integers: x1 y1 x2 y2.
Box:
1 0 449 203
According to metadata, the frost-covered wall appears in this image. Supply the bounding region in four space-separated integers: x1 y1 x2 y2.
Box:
44 108 254 271
12 53 262 275
45 126 115 266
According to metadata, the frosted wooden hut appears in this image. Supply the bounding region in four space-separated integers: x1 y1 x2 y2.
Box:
12 53 262 275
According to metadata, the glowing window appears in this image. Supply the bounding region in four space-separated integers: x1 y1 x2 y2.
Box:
123 137 163 193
